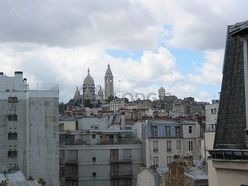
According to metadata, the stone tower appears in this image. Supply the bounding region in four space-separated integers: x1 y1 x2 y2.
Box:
104 64 114 99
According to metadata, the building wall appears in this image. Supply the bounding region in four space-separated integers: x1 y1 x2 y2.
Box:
62 143 142 186
211 160 248 186
143 121 202 168
28 96 59 186
0 72 59 185
205 103 218 132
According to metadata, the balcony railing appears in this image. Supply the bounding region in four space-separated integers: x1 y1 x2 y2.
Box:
110 158 132 164
65 160 78 165
110 171 132 178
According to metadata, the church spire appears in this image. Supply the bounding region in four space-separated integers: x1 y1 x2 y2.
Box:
104 63 114 99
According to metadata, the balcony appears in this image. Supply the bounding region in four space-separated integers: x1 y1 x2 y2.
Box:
65 160 78 165
110 158 132 164
64 175 78 181
110 169 132 179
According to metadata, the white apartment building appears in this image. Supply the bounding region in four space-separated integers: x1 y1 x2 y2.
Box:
142 120 203 168
205 100 219 132
59 116 143 186
0 71 59 185
201 100 219 160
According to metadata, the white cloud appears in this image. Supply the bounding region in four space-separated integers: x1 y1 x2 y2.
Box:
0 0 247 103
187 49 224 85
0 45 185 102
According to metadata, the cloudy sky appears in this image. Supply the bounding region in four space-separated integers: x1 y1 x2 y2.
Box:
1 0 247 103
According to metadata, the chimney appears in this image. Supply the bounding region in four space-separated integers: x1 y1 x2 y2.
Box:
14 71 23 81
120 112 125 130
75 119 79 130
38 178 46 186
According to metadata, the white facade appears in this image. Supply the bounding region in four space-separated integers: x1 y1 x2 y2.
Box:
0 72 59 185
205 101 219 132
142 120 203 168
201 101 218 160
60 114 142 186
60 127 143 186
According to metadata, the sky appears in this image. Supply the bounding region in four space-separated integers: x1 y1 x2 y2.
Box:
0 0 247 103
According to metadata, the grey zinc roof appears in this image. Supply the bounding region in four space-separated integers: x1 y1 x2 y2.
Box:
214 21 247 149
3 171 38 186
184 166 208 181
0 173 6 182
229 20 248 36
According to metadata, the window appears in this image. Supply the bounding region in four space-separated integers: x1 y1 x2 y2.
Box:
110 149 119 161
211 108 217 114
175 126 181 137
92 134 96 139
153 156 158 167
153 141 158 152
167 156 172 166
189 126 192 134
189 141 193 151
8 132 18 140
92 172 96 177
111 164 119 176
68 150 78 162
165 126 171 137
167 141 172 152
92 157 96 162
176 140 181 150
8 150 17 158
123 149 132 160
8 114 18 121
8 96 18 103
151 126 158 137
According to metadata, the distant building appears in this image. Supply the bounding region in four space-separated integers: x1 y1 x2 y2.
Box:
158 87 165 100
97 86 104 100
205 100 219 132
200 100 219 161
209 20 248 186
105 64 114 99
142 120 203 168
0 71 59 185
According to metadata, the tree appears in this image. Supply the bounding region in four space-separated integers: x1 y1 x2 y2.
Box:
106 95 114 103
84 99 93 108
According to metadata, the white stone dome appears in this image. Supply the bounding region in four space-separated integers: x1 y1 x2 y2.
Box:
74 86 80 98
83 68 95 85
98 86 104 97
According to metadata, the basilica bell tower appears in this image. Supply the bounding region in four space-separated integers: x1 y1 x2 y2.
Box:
104 64 114 99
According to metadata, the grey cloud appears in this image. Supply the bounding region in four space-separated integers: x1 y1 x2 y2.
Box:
0 0 158 49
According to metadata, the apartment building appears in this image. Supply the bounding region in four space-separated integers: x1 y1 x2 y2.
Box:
59 116 143 186
0 71 59 185
142 120 202 168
